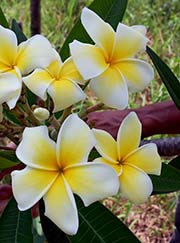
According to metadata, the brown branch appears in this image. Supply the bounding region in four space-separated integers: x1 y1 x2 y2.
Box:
30 0 41 35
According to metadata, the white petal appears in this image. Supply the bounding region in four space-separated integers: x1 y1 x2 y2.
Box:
64 162 119 206
81 8 115 59
16 35 56 75
56 114 95 168
131 25 147 36
44 174 78 235
90 66 128 109
11 167 58 210
16 126 58 170
70 40 108 80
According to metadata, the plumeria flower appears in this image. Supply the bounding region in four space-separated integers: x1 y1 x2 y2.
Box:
0 25 56 110
93 112 161 204
11 114 119 235
70 8 154 109
23 51 86 112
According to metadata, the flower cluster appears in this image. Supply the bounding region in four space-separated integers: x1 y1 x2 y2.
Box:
0 7 161 235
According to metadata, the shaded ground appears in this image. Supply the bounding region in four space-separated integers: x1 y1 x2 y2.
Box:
104 192 178 242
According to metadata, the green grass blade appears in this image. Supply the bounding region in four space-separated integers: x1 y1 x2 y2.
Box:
60 0 128 61
151 162 180 194
0 150 19 169
0 197 33 243
0 7 9 28
147 46 180 110
69 198 140 243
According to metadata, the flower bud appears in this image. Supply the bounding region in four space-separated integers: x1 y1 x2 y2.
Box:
33 107 50 121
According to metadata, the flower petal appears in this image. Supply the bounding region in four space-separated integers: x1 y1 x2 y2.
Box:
93 157 122 176
57 114 95 168
59 57 85 85
11 167 58 210
0 71 21 109
44 174 78 235
92 128 118 163
81 8 115 59
90 66 128 109
64 162 119 206
23 68 53 100
70 40 108 80
120 164 153 204
131 25 147 36
112 23 148 60
117 112 141 160
124 143 161 175
16 126 58 170
47 79 86 112
16 35 56 75
116 58 154 92
0 25 17 72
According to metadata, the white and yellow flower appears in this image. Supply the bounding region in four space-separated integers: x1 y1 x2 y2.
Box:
70 8 154 109
23 52 86 112
0 25 56 110
11 114 119 235
93 112 161 204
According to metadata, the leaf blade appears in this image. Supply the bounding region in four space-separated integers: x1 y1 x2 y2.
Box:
0 7 9 28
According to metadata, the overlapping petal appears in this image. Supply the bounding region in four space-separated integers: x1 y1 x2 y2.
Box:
23 68 53 100
116 59 154 92
112 23 148 60
124 144 161 175
70 40 108 80
16 35 56 75
11 167 58 210
117 112 141 160
119 164 153 204
81 7 115 59
44 174 78 235
0 25 17 71
16 126 58 170
0 71 21 109
57 114 95 168
47 79 86 112
64 163 119 206
90 66 128 109
92 128 117 163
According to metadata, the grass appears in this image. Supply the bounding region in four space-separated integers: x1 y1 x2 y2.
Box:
0 0 180 242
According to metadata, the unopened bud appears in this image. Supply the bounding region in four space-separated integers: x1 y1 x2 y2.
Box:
33 107 50 121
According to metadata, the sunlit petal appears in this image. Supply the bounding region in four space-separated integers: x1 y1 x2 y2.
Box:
131 25 147 36
47 79 86 112
116 58 154 92
0 71 21 108
64 162 119 206
93 157 122 176
16 35 56 75
90 66 128 109
112 23 148 60
11 167 58 210
81 8 115 59
119 164 153 204
57 114 95 168
124 144 161 175
70 40 108 80
23 68 53 100
92 128 117 163
59 57 85 85
16 126 58 170
117 112 141 160
0 25 17 71
44 174 78 235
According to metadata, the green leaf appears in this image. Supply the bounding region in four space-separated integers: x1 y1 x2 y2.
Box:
0 7 9 28
146 46 180 110
0 197 33 243
151 162 180 194
60 0 128 61
11 19 27 44
69 197 140 243
0 150 19 169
